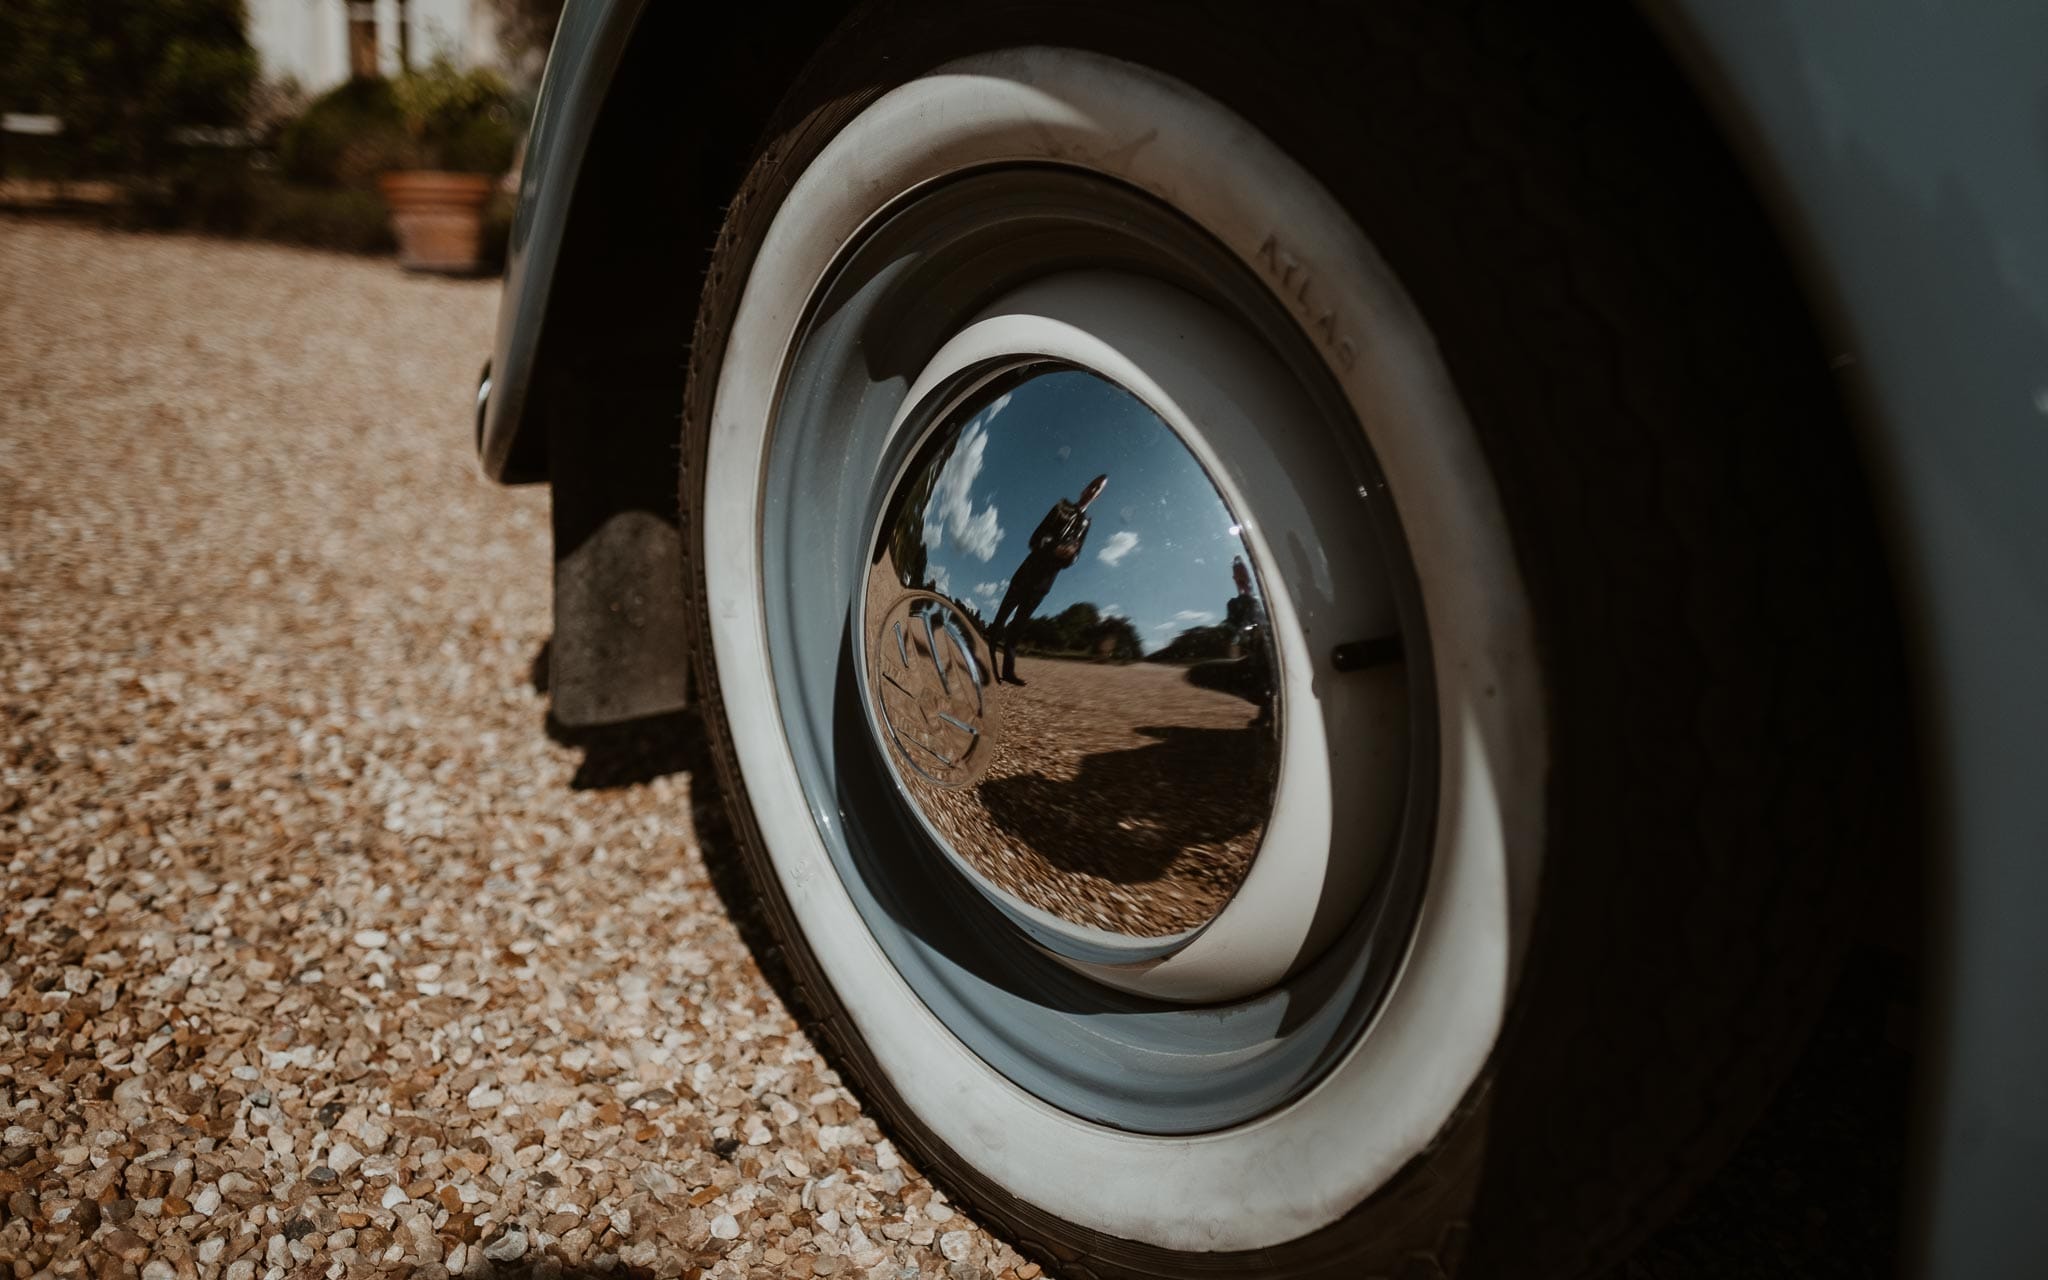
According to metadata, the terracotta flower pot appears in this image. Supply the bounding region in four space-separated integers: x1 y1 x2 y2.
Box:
377 171 495 274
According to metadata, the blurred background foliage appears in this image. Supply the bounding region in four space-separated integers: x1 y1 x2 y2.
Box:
2 1 547 265
0 0 258 176
280 59 520 186
275 76 409 190
385 56 522 174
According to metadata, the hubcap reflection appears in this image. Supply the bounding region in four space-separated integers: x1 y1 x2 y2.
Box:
858 365 1281 942
870 591 1000 789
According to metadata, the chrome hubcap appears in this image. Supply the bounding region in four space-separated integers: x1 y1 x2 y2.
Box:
867 589 1001 790
857 364 1283 945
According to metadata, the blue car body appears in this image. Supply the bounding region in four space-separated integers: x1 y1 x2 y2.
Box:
479 3 2048 1272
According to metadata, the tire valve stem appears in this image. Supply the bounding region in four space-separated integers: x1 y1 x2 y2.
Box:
1331 635 1403 672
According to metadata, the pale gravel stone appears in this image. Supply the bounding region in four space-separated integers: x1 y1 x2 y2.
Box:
0 221 1020 1280
326 1140 365 1174
481 1224 529 1262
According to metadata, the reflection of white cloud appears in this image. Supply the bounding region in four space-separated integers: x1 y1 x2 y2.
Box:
1101 603 1124 617
1152 608 1216 630
928 565 952 597
1096 530 1140 566
921 416 1005 562
972 579 1007 603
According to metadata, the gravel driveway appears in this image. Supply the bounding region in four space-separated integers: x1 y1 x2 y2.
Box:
0 220 1029 1280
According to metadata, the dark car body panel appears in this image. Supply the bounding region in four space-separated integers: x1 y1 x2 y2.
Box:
478 0 648 483
1650 7 2048 1275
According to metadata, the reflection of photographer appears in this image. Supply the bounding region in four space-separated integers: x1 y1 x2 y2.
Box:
1190 555 1275 725
1225 555 1260 656
989 474 1107 685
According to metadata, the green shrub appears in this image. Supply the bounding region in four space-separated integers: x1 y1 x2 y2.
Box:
275 77 409 190
245 183 395 253
123 149 260 234
273 60 523 188
124 165 396 255
389 57 525 176
0 0 258 177
435 109 522 177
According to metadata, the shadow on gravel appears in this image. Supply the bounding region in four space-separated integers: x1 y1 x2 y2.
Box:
530 637 553 695
976 722 1271 884
528 637 810 1025
532 636 702 792
524 704 831 1279
541 695 823 1035
545 709 705 792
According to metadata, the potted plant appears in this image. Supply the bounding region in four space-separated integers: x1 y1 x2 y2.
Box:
376 58 522 274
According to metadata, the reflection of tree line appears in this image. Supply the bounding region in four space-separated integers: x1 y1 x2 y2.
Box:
1147 619 1240 664
984 602 1264 670
1002 601 1144 663
894 589 1152 666
892 593 1260 670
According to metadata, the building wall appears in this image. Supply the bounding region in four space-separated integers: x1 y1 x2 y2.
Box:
246 0 347 90
246 1 503 93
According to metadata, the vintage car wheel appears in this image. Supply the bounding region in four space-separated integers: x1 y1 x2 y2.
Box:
679 6 1899 1276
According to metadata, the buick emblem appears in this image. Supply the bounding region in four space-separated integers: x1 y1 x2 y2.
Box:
867 590 1000 789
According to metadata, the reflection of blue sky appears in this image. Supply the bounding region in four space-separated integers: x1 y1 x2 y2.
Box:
916 368 1246 653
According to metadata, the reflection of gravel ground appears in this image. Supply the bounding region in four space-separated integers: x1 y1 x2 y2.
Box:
862 561 1274 937
932 660 1272 937
1 223 1027 1280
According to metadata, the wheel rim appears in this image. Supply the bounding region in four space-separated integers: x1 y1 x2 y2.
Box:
757 168 1435 1128
701 47 1543 1246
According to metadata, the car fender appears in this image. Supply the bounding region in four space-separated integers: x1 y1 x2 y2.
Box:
478 0 648 484
1651 4 2048 1274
